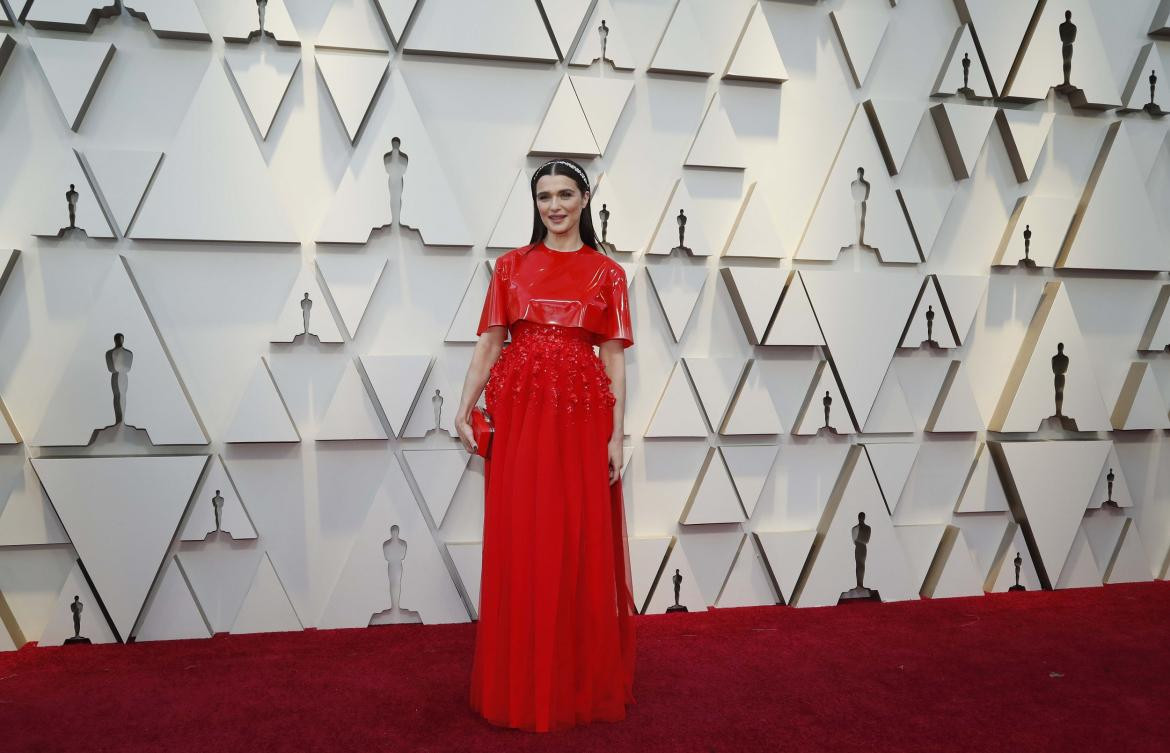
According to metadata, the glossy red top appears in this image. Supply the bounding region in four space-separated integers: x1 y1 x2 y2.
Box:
476 241 634 349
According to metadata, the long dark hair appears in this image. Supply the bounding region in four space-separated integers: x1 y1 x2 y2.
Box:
528 158 601 252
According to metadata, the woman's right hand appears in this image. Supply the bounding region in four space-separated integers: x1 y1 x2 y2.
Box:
455 412 477 455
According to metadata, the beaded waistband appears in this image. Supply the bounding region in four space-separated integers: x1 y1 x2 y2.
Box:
510 320 593 344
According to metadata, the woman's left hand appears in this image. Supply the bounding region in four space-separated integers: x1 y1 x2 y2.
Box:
607 438 623 486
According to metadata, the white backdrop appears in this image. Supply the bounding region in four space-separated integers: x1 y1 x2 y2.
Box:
0 0 1169 647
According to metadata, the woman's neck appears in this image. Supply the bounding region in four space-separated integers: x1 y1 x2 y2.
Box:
543 229 583 252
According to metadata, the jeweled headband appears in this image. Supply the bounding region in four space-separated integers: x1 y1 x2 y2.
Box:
531 159 589 189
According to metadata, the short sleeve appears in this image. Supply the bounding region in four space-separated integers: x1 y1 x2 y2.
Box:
476 256 510 336
601 265 634 349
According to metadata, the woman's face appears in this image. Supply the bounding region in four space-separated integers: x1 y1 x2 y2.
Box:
534 173 589 237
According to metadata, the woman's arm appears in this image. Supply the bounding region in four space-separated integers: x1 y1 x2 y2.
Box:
599 340 625 484
455 326 508 453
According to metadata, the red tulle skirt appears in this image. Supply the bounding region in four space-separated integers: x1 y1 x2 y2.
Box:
470 320 636 732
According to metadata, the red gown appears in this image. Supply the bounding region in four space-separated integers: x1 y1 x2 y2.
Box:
469 240 636 732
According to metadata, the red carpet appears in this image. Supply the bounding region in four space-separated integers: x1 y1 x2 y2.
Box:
2 583 1168 753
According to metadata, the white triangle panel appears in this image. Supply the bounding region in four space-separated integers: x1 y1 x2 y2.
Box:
180 456 257 541
224 45 301 140
716 535 780 608
32 455 207 640
755 530 815 603
135 557 211 641
649 0 715 77
231 553 303 634
28 37 115 132
315 50 389 143
39 561 118 647
80 148 162 236
360 355 433 437
723 2 787 84
224 358 301 443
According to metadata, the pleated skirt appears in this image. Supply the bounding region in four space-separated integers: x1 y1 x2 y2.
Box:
469 320 636 732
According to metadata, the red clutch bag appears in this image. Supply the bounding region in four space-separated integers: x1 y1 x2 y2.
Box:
470 406 494 459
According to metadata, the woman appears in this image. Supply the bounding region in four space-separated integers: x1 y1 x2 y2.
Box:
455 158 636 732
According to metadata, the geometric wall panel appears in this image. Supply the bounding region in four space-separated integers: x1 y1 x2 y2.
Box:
992 194 1077 268
317 456 469 628
314 255 388 340
864 98 924 175
230 552 303 634
130 61 298 242
1138 285 1170 351
793 447 919 607
179 455 257 541
569 0 634 71
755 530 816 604
1003 0 1120 109
716 261 781 341
797 106 919 263
30 455 207 640
801 270 924 430
21 1 115 32
721 361 784 436
27 37 114 132
716 534 780 608
360 354 433 438
1054 526 1103 589
643 538 706 614
316 50 390 143
680 447 746 525
223 45 301 140
30 148 116 239
316 0 392 53
38 560 118 647
933 24 993 98
647 175 738 257
271 264 345 344
685 92 745 170
1088 446 1133 510
761 271 823 346
537 0 592 62
80 148 163 236
223 357 301 443
529 75 599 157
644 360 707 438
722 182 784 259
830 3 890 88
990 281 1112 433
954 443 1010 514
122 1 211 42
177 544 264 634
32 257 208 447
399 449 470 528
1059 122 1166 272
0 460 69 545
860 365 915 434
316 361 389 441
645 260 708 342
721 444 779 520
924 527 986 598
792 360 852 436
684 356 746 433
570 75 634 154
995 108 1055 183
929 102 996 181
487 169 534 250
1120 42 1168 115
373 0 421 46
134 556 211 642
987 525 1043 593
956 0 1038 97
990 439 1111 588
678 529 743 608
649 0 714 78
317 69 474 246
723 2 787 84
404 0 557 62
445 541 482 616
219 0 300 45
1111 362 1170 431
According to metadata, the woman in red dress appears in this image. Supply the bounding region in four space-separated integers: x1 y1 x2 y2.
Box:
455 158 636 732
